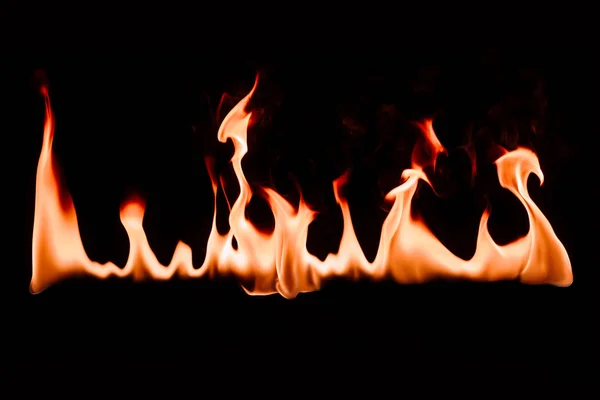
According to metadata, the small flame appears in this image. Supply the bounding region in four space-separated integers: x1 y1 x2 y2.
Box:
31 77 573 298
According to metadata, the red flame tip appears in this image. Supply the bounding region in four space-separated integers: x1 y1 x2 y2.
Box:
119 194 146 221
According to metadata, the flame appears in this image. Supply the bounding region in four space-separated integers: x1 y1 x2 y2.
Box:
31 77 573 298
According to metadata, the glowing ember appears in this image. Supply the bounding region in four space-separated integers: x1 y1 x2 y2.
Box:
31 76 573 298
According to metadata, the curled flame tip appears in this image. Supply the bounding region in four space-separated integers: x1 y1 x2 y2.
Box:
29 282 40 295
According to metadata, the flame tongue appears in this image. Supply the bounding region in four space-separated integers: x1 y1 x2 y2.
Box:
495 149 572 286
412 119 447 173
30 77 573 298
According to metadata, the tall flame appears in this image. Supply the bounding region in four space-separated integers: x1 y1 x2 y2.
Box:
31 77 573 298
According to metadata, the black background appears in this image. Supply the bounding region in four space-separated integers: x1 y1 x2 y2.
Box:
2 7 599 396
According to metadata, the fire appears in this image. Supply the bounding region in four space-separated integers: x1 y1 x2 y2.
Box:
31 76 573 298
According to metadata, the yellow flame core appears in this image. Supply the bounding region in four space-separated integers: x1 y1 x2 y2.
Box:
31 78 573 298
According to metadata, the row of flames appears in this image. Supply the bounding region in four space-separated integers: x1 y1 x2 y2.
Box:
31 76 573 299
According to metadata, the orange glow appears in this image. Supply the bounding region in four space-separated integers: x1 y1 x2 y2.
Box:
31 76 573 298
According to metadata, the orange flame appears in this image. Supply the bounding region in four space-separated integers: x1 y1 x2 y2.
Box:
31 76 573 298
